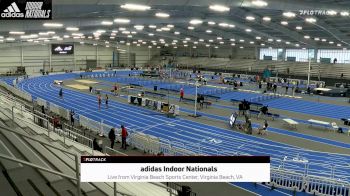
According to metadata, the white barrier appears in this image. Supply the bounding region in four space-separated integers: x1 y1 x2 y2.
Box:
36 97 47 108
49 102 60 115
0 81 32 102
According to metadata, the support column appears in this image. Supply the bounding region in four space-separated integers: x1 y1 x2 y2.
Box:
96 45 99 68
73 43 76 71
49 44 52 71
127 45 130 67
20 46 23 67
307 49 311 87
255 46 259 60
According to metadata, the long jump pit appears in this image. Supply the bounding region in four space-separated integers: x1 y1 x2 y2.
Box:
75 79 99 84
66 84 90 90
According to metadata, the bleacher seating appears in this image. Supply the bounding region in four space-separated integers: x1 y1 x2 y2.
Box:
0 104 173 196
175 57 350 79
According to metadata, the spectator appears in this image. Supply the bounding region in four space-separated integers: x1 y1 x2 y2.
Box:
199 95 204 109
258 105 268 119
258 120 268 135
114 83 118 96
233 81 238 90
53 116 62 129
246 119 253 135
41 105 45 115
108 128 116 149
70 110 75 126
121 125 128 150
105 94 109 109
285 84 289 94
59 88 63 99
341 73 344 78
273 83 277 93
307 86 311 94
179 88 184 102
258 81 262 89
89 86 93 93
334 58 337 64
98 95 102 110
93 138 102 152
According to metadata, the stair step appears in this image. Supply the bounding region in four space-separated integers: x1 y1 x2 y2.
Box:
1 130 63 183
0 138 23 171
23 137 97 194
15 179 41 196
0 170 17 196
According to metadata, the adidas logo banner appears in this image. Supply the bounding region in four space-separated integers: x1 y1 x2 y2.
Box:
0 0 52 20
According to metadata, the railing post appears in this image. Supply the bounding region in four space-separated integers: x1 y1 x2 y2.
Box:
75 154 81 196
11 106 15 126
100 119 103 136
114 182 117 196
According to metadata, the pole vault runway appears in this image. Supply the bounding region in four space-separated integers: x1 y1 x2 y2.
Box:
18 72 350 182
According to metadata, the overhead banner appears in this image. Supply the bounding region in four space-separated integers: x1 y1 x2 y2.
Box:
0 0 52 20
81 156 270 182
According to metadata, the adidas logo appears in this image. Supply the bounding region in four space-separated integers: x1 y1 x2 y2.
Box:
1 2 24 18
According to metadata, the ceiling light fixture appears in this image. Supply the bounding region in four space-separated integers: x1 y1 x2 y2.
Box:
189 19 203 25
252 0 268 7
114 18 130 23
305 17 316 23
120 4 151 11
246 16 255 21
155 12 170 18
262 16 271 21
283 12 296 18
218 23 228 27
101 21 113 25
209 5 230 12
43 23 63 27
9 31 25 35
66 27 79 31
327 10 337 16
281 21 288 25
340 11 349 16
134 25 144 30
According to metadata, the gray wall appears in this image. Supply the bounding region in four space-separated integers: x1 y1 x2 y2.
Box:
0 44 158 74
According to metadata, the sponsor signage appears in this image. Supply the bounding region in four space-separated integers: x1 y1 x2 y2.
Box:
0 0 52 20
51 44 74 55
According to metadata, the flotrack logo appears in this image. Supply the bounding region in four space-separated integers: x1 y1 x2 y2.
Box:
1 2 24 18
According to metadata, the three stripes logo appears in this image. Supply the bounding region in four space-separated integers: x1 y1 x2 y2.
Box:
1 2 24 18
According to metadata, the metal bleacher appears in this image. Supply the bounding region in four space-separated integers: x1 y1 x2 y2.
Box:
176 57 350 79
0 92 178 196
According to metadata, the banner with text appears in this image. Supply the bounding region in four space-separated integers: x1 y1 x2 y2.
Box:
0 0 52 20
81 156 270 182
